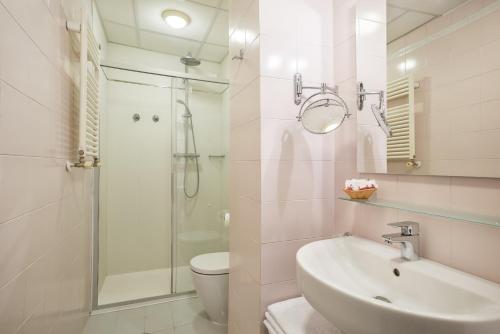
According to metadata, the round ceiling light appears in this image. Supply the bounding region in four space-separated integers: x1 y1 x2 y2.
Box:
162 9 191 29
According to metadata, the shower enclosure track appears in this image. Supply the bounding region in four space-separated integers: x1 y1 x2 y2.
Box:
100 62 229 85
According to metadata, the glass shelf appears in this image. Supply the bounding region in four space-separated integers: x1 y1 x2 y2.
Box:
338 197 500 228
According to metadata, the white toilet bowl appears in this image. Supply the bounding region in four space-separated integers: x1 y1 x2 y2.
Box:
190 252 229 325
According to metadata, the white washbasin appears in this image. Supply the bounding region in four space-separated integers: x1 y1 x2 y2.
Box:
297 236 500 334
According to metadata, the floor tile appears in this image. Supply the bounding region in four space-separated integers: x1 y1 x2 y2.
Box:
83 297 226 334
82 312 117 334
171 298 206 327
145 302 174 333
114 307 146 334
174 316 227 334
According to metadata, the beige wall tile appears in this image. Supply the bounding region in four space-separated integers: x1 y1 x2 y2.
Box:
228 272 261 334
481 5 500 45
261 199 332 243
230 78 259 128
450 177 500 217
261 238 322 284
397 212 452 265
0 273 26 334
260 280 300 315
353 206 397 243
481 69 500 101
334 0 500 288
0 1 92 333
451 221 500 283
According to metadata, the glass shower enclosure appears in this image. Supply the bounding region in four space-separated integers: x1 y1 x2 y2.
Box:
94 64 229 307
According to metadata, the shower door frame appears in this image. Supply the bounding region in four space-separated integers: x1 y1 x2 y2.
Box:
91 63 229 311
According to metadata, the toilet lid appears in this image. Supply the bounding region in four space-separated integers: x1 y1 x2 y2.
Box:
190 252 229 275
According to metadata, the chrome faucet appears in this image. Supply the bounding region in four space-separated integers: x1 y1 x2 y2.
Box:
382 221 420 261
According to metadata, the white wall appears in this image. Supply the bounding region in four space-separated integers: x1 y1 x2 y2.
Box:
0 0 93 333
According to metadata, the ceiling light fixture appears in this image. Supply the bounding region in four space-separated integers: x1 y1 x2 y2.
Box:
162 9 191 29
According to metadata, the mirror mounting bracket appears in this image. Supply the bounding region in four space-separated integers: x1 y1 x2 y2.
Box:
357 82 384 111
294 73 338 106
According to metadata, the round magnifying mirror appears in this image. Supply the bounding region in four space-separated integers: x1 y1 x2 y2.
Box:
300 98 348 134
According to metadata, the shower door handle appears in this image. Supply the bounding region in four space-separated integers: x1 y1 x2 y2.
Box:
173 153 200 158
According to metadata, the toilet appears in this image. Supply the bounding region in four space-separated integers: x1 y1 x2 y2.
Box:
190 252 229 325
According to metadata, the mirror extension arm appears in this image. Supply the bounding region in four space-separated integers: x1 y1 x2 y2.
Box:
371 104 392 138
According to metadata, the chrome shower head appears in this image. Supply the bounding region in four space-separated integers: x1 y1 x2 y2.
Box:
180 53 201 66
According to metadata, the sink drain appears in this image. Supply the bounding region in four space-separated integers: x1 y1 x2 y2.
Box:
374 296 392 303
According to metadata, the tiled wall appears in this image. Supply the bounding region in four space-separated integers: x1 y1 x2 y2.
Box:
0 0 93 333
333 0 500 285
387 0 500 177
259 0 335 318
228 0 261 332
229 0 335 333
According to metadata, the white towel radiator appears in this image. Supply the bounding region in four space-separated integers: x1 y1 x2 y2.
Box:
386 76 416 161
66 10 100 169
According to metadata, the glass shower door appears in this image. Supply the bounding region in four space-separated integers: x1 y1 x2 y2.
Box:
172 77 229 294
96 65 229 306
97 67 174 306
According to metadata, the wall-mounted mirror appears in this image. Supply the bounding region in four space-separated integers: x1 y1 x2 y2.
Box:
356 0 500 178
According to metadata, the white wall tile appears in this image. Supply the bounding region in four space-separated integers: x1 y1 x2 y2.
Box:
260 33 297 80
297 0 333 46
261 160 332 202
356 0 386 23
261 119 334 161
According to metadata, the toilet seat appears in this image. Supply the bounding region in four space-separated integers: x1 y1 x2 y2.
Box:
190 252 229 275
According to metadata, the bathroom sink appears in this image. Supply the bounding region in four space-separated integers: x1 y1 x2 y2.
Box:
296 236 500 334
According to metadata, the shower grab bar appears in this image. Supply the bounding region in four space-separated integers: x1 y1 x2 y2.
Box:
174 153 200 158
208 155 226 158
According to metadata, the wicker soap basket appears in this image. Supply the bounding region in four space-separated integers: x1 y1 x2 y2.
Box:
343 187 377 200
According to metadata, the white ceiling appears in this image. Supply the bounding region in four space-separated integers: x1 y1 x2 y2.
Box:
95 0 229 63
387 0 470 43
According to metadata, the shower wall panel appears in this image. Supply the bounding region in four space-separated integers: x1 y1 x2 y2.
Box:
100 81 172 275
